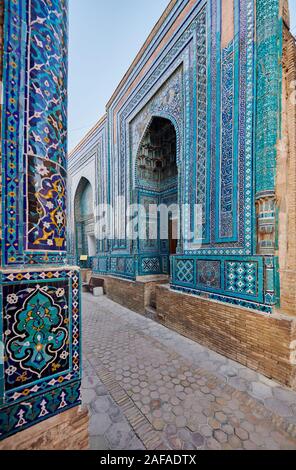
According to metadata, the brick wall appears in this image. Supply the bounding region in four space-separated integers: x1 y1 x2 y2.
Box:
105 277 147 314
0 407 89 450
156 285 296 388
103 276 167 314
277 26 296 316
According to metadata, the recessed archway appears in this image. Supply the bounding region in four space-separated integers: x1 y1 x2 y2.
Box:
135 116 179 274
74 177 95 266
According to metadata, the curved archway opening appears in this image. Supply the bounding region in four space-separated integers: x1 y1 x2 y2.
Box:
136 116 179 274
136 116 178 191
74 177 95 266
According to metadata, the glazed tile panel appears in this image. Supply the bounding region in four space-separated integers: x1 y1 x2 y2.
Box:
1 0 68 266
26 157 67 251
26 0 67 167
255 0 282 195
0 269 81 439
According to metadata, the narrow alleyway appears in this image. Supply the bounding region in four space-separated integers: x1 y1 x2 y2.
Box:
82 293 296 450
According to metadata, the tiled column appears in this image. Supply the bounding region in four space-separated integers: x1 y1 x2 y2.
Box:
255 0 282 306
0 0 86 446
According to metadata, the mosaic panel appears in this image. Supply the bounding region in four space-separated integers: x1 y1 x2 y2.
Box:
3 282 70 391
255 0 281 194
126 258 134 275
108 257 135 278
0 381 81 441
176 260 194 285
195 8 208 240
139 194 159 253
172 255 265 304
1 269 81 406
110 258 117 272
98 257 108 273
225 261 258 297
162 256 170 275
141 257 161 274
1 0 68 265
26 156 67 251
219 42 235 239
27 0 67 167
197 260 221 289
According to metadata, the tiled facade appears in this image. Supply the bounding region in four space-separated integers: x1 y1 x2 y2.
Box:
69 0 295 317
0 1 83 442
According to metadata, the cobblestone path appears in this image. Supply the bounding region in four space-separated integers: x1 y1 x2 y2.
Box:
82 293 296 450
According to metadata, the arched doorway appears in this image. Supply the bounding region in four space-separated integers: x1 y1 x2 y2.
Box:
135 116 179 275
74 177 95 266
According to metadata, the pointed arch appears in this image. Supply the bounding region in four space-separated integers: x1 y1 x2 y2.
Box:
74 177 96 263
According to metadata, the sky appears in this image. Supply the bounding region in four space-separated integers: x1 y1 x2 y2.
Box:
68 0 169 150
68 0 296 152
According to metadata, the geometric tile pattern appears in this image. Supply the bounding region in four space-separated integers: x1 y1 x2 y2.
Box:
171 256 266 311
255 0 281 194
195 9 208 240
98 258 108 273
219 42 235 239
0 381 81 441
225 262 258 297
141 258 161 274
176 260 194 284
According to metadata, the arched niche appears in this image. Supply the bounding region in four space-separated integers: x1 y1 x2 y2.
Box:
74 177 96 264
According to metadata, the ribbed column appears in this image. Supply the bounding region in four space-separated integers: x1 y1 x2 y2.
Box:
255 0 282 255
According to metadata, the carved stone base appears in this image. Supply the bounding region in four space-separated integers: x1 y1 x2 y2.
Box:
0 406 89 450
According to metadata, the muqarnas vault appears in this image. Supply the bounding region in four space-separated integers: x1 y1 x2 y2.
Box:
0 0 85 445
69 0 296 387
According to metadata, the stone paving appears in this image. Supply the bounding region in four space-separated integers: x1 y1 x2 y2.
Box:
82 293 296 450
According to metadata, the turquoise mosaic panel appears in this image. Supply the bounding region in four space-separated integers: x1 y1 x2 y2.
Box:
0 381 81 441
218 42 236 240
197 260 221 289
1 0 68 265
108 256 135 279
141 257 161 275
195 7 208 241
225 261 258 297
0 269 81 441
175 259 195 285
171 255 266 307
255 0 281 195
